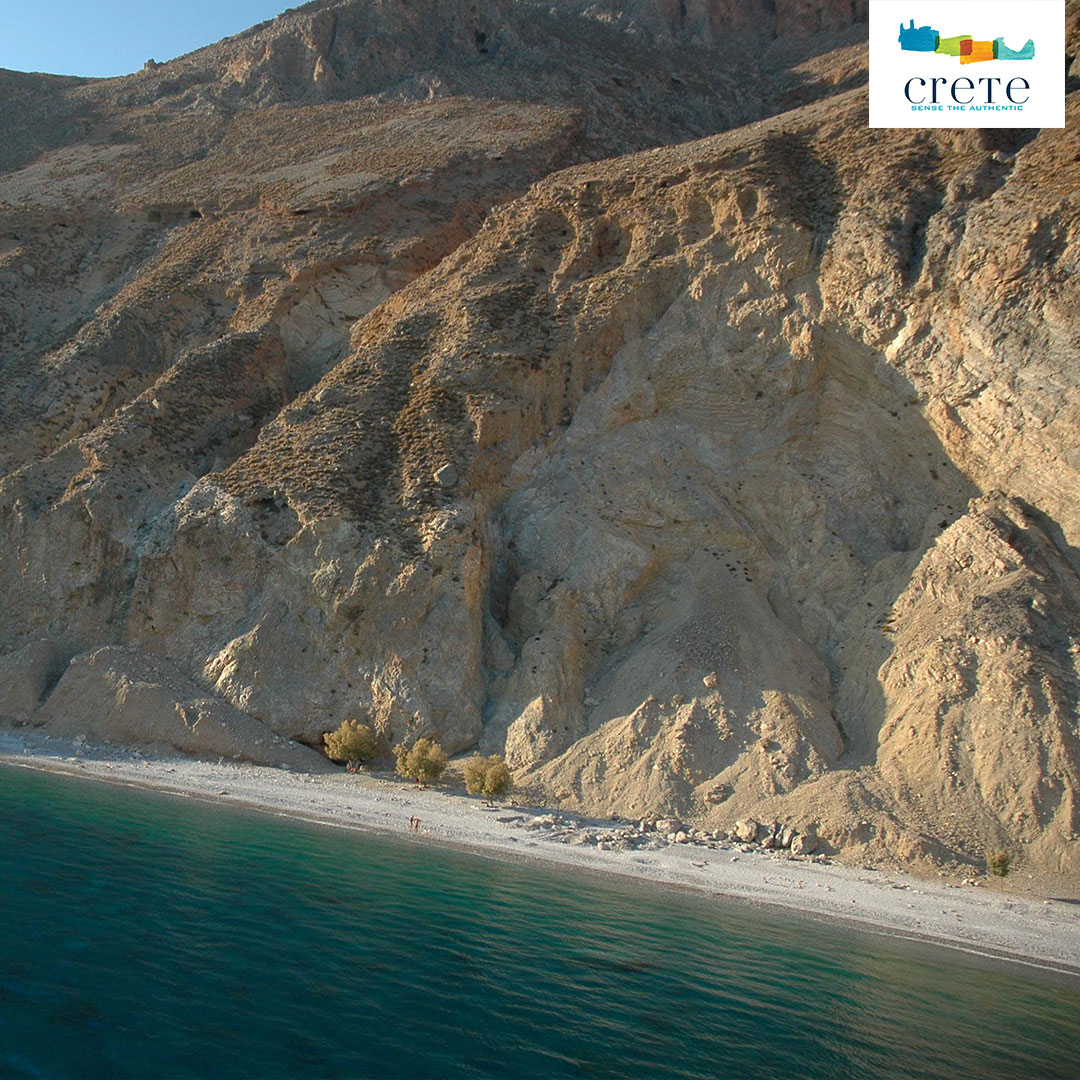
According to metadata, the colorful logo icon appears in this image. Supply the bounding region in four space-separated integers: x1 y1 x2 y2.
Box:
871 1 1063 129
898 19 1035 63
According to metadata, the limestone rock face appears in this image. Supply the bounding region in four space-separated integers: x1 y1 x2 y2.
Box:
2 0 1079 878
0 641 70 720
37 647 325 768
874 496 1080 875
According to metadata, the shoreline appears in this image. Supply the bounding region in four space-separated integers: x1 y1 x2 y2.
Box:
3 730 1080 978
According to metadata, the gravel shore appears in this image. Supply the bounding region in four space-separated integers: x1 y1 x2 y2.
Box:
3 730 1079 977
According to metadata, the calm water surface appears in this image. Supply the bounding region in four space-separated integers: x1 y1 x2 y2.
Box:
1 764 1078 1079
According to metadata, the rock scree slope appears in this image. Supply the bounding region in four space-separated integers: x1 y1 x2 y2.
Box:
2 0 1079 880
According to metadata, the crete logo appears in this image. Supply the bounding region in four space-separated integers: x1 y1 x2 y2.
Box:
898 19 1035 62
870 0 1065 129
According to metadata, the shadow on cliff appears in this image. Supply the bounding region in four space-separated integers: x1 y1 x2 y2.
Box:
0 70 106 176
746 130 844 252
805 328 978 764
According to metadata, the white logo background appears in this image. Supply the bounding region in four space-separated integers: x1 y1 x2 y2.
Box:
870 0 1065 128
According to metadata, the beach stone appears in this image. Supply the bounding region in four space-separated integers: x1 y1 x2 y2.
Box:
674 831 689 843
656 818 683 834
733 819 761 844
702 672 719 689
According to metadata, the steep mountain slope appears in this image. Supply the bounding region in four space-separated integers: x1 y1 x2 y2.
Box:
2 1 1078 880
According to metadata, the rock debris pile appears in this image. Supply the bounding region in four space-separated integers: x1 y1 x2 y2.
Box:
505 811 830 861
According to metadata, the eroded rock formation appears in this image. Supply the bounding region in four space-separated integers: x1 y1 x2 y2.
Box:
2 0 1078 878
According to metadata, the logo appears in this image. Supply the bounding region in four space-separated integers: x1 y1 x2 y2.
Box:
898 19 1035 63
870 1 1065 128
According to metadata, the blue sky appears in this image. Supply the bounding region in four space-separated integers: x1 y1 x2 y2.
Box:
0 1 292 77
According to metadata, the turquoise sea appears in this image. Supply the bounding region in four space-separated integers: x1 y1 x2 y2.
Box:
1 764 1078 1080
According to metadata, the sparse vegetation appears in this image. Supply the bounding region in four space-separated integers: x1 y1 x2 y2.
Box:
987 849 1011 877
395 737 449 784
323 719 376 766
463 753 513 801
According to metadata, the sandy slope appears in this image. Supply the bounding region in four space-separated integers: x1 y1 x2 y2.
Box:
2 731 1078 977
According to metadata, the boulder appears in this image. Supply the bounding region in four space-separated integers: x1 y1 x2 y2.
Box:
733 819 762 844
705 783 732 804
433 464 459 487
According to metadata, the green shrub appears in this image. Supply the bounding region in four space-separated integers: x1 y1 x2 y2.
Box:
323 720 376 765
987 849 1011 877
463 754 513 800
462 753 489 795
394 737 448 784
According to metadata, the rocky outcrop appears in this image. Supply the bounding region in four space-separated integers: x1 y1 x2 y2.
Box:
2 1 1079 880
575 0 869 44
35 647 325 768
0 641 70 720
874 496 1080 876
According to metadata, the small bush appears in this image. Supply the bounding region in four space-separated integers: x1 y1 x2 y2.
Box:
323 720 376 765
394 737 448 784
463 754 513 800
987 849 1011 877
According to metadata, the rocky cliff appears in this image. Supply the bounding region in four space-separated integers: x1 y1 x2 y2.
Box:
2 0 1078 878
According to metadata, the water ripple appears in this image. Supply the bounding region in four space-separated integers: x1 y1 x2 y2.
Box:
2 765 1078 1080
